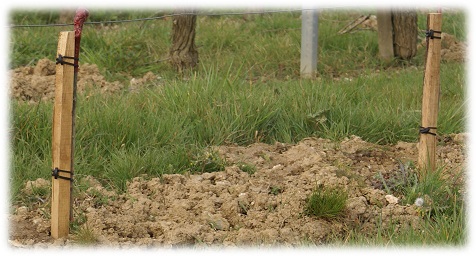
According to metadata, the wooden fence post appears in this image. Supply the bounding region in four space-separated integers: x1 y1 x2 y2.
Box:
51 31 75 239
300 9 319 78
377 10 394 61
418 13 442 174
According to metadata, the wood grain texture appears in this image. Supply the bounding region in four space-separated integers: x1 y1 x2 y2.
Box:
169 13 198 72
377 10 394 61
392 10 418 60
51 31 75 239
418 13 442 173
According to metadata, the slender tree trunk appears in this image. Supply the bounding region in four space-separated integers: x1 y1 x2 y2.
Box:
169 12 198 72
392 9 418 60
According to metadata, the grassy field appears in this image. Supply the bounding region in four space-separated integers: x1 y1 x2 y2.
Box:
9 9 467 245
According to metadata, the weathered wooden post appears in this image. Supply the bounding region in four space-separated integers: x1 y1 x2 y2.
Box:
300 9 319 78
376 10 394 61
418 13 442 174
51 8 88 239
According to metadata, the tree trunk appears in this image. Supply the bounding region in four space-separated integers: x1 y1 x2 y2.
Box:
392 9 418 60
169 13 198 72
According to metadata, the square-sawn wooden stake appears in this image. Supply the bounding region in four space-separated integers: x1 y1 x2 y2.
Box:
51 31 75 239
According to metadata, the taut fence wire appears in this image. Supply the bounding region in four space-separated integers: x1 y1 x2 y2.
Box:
8 8 350 29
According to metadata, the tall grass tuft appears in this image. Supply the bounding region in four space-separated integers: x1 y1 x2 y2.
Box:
304 184 347 219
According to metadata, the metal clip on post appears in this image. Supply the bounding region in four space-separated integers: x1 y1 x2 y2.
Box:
419 126 437 136
55 54 79 67
52 167 73 182
425 29 442 39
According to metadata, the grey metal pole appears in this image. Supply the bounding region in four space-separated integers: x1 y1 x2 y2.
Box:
300 9 319 78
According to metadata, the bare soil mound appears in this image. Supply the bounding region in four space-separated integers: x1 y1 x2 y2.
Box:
9 134 466 247
418 32 467 62
9 59 159 103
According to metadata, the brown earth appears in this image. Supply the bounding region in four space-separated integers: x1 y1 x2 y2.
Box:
8 133 466 248
417 32 467 62
9 58 160 103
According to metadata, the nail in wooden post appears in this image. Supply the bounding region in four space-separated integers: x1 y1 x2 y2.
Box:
418 13 442 174
51 31 75 239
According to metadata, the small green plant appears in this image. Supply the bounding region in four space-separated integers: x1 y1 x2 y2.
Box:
88 188 110 207
266 203 278 212
238 200 249 215
237 162 256 175
20 184 50 205
403 165 464 216
71 208 88 229
72 224 99 245
304 184 347 219
189 148 226 173
375 160 418 195
269 186 283 195
306 109 330 130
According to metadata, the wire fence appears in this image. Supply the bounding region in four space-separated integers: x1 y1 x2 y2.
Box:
8 7 391 81
9 8 323 28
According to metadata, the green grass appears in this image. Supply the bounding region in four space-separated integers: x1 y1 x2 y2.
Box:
8 9 467 246
237 162 257 175
304 184 347 219
336 203 465 246
10 9 466 80
71 224 99 245
331 165 466 246
10 63 465 197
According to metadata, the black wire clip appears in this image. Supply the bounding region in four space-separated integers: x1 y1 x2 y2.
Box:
55 54 78 67
52 167 73 182
419 126 437 136
425 29 442 40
